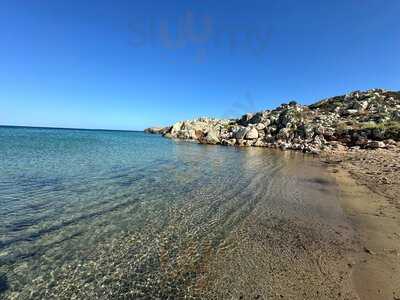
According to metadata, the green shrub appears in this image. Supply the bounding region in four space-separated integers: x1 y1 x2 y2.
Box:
359 121 400 140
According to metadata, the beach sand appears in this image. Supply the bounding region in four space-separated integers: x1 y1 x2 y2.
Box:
323 148 400 300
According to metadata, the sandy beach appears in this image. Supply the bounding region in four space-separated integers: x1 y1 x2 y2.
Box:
323 147 400 300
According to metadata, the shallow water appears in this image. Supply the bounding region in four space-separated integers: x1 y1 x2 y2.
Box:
0 127 355 299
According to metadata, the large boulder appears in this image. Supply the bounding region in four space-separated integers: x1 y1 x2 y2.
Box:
235 127 250 139
245 128 259 139
201 129 220 144
195 130 205 140
170 122 183 136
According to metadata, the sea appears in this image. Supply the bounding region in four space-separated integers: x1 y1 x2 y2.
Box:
0 126 353 299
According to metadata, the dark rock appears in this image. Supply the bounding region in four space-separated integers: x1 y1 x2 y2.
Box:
238 113 254 126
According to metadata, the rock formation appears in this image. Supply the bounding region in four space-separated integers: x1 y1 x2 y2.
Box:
144 127 170 135
146 89 400 154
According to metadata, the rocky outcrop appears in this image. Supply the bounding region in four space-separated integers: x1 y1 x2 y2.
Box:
199 128 220 145
144 127 171 135
145 89 400 154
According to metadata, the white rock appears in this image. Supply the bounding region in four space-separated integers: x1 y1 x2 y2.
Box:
256 123 265 130
171 121 183 135
253 139 265 147
346 109 358 115
367 141 385 149
203 129 220 144
245 128 259 140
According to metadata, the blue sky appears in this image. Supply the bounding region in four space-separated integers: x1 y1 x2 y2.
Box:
0 0 399 130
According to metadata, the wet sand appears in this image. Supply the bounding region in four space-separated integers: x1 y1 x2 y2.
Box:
197 148 400 299
323 147 400 300
195 155 359 300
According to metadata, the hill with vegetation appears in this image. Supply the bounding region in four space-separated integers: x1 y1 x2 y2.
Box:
146 89 400 154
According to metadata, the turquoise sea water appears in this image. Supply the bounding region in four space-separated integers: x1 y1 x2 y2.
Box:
0 126 352 299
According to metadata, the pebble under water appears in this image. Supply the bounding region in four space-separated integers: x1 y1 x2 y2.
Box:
0 127 357 299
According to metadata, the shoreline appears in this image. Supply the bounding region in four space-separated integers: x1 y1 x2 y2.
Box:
153 133 400 298
323 149 400 299
156 137 400 298
1 127 399 299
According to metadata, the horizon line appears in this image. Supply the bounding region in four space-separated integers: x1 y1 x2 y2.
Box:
0 124 143 133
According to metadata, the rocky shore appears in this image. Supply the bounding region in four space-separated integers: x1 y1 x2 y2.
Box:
146 88 400 154
145 88 400 298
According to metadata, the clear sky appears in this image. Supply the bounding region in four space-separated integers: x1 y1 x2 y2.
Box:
1 0 399 130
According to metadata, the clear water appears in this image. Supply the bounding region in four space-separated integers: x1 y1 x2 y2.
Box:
0 127 352 299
